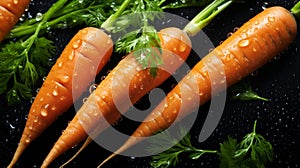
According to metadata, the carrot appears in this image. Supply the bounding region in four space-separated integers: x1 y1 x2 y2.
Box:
7 27 113 168
40 27 192 168
42 1 235 167
99 6 298 166
0 0 31 42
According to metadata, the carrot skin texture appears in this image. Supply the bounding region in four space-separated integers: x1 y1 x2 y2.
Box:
0 0 31 42
8 27 113 168
41 27 192 167
109 6 298 157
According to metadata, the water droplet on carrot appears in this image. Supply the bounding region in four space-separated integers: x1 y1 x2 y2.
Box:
60 75 70 83
25 139 30 143
227 32 233 37
238 39 250 47
28 126 33 130
253 47 257 52
81 29 87 34
60 96 66 101
89 84 98 93
68 51 75 60
107 40 111 44
52 87 58 96
40 109 48 117
179 43 187 52
268 16 275 22
82 97 88 103
72 39 82 49
51 106 56 111
34 119 38 123
100 76 106 81
173 47 177 51
13 0 18 4
58 61 63 68
140 85 144 90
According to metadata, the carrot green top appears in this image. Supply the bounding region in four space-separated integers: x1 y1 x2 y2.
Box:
291 1 300 22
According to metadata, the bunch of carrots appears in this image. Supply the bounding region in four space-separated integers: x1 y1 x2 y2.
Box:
3 0 300 168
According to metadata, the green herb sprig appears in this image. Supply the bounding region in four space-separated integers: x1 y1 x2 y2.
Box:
231 79 269 101
149 121 273 168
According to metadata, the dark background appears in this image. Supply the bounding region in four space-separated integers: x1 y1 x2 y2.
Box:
1 0 299 167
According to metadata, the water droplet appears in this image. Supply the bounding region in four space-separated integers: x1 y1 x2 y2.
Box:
69 51 75 60
72 39 82 49
42 76 46 81
28 126 33 130
140 85 144 90
268 16 275 22
227 32 233 37
35 12 43 21
13 0 18 5
36 88 40 93
238 39 250 47
81 29 87 34
25 139 30 143
100 76 106 81
179 43 187 52
60 96 66 101
83 97 88 103
40 109 48 117
58 61 63 68
233 27 239 32
252 47 257 52
107 40 111 45
61 75 70 83
51 106 56 111
34 119 38 123
164 104 168 108
89 84 98 93
173 47 177 51
52 87 58 96
30 97 35 103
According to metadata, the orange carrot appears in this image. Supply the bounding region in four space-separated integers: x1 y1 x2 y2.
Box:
40 27 192 167
99 6 298 166
0 0 31 42
7 27 113 168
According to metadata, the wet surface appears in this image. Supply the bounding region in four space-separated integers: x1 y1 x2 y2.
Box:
1 0 300 167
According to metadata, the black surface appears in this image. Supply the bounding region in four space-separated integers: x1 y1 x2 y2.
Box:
1 0 300 168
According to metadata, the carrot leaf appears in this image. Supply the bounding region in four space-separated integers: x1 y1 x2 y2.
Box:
149 121 273 168
231 79 269 101
291 1 300 22
148 127 218 168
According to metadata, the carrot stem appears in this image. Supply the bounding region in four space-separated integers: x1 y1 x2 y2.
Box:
291 1 300 21
100 0 133 30
183 0 233 36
